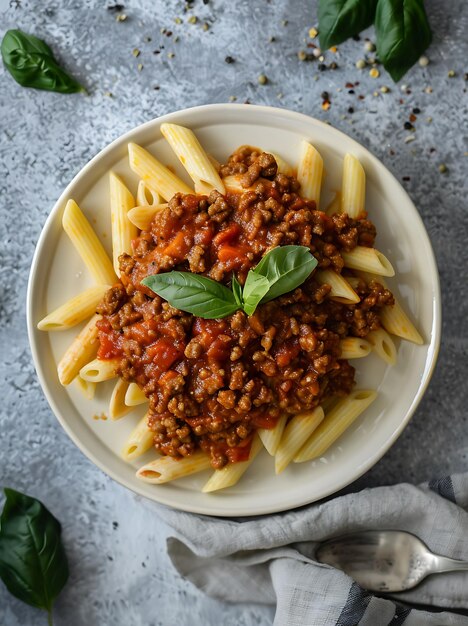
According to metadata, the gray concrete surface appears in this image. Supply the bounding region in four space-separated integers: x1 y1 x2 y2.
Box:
0 0 467 624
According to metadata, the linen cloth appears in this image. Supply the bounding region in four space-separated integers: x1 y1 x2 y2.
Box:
151 473 468 625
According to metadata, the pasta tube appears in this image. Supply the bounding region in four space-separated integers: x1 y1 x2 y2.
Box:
357 273 423 345
57 314 101 386
160 123 225 195
136 179 162 206
122 414 154 461
109 172 138 276
137 451 211 484
340 153 365 218
127 204 167 231
202 434 263 492
366 327 397 364
258 414 288 456
62 200 117 285
80 357 119 382
75 376 96 400
128 142 193 201
109 378 132 420
341 247 395 277
297 140 324 208
125 382 147 406
339 337 372 359
271 152 294 176
275 407 325 474
294 390 377 462
316 269 360 303
37 285 109 331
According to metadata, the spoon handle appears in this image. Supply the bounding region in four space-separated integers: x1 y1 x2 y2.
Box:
431 555 468 574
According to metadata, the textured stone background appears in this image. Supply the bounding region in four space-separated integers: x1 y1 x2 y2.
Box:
0 0 467 624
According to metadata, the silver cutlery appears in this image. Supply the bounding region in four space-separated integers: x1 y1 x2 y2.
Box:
316 530 468 592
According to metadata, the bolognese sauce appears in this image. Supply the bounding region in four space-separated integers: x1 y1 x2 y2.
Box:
96 147 394 469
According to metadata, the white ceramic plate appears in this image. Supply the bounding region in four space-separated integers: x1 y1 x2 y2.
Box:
27 104 441 517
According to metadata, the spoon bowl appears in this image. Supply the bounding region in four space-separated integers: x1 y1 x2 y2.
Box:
316 530 468 592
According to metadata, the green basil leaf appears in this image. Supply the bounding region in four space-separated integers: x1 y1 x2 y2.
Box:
0 488 69 621
318 0 377 50
231 274 243 307
242 273 270 316
142 272 240 319
254 245 317 303
1 29 86 94
375 0 432 82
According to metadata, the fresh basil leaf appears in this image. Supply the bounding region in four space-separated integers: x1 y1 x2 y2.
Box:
254 245 317 303
1 29 86 94
0 488 69 622
375 0 432 82
142 272 240 319
242 273 270 316
318 0 377 50
231 274 244 308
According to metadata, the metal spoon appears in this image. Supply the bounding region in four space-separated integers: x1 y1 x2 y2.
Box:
316 530 468 592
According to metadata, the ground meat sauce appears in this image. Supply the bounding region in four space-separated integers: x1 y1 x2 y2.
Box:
96 147 394 470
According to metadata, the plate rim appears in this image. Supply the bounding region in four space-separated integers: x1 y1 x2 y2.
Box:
26 103 442 516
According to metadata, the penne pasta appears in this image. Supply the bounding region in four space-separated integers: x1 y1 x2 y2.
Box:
357 273 423 345
122 413 154 461
340 153 365 219
80 357 119 382
62 199 117 285
258 414 288 456
325 191 341 216
109 172 138 276
222 174 271 193
271 152 294 177
316 269 360 304
75 375 97 400
127 204 167 231
341 247 395 277
296 140 324 208
202 434 263 492
137 450 211 484
275 407 325 474
294 390 377 462
128 142 193 201
57 314 101 386
109 378 132 420
366 327 397 365
125 382 147 406
339 337 372 359
160 123 225 195
137 179 162 206
37 285 109 331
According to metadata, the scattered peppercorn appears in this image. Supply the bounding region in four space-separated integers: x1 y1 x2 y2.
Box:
402 176 411 181
356 59 366 69
330 46 338 53
168 52 175 59
308 27 318 38
269 36 276 43
154 85 160 90
409 113 417 123
137 63 143 71
438 163 448 173
352 34 361 41
203 0 209 4
380 85 390 93
419 56 429 67
412 107 421 114
348 107 354 114
297 50 307 61
258 73 268 85
174 17 182 24
369 68 380 78
348 89 355 94
404 121 414 130
229 95 237 102
132 48 140 57
202 22 209 31
312 48 322 58
318 63 326 71
447 70 456 78
424 86 433 93
464 73 468 81
364 41 376 52
116 13 127 21
107 3 124 10
188 15 198 24
225 56 235 64
281 19 288 26
329 62 338 70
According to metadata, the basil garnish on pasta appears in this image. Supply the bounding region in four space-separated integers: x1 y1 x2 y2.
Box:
142 245 318 319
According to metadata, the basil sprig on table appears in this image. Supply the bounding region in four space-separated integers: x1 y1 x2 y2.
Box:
0 488 69 626
142 245 318 319
317 0 432 82
1 29 86 94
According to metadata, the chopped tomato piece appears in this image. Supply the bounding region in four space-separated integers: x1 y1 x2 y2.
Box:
226 437 252 463
251 413 279 429
213 223 241 245
146 338 183 368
